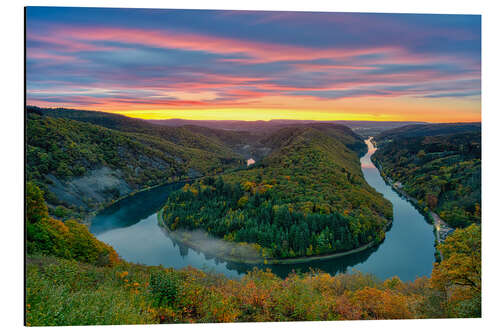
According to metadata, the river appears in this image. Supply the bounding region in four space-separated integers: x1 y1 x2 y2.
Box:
90 138 436 281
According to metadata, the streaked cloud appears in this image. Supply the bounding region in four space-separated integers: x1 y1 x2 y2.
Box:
26 7 481 122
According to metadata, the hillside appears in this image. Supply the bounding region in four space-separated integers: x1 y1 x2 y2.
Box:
27 110 244 218
283 123 367 155
373 124 481 228
179 124 269 160
25 182 481 325
162 126 392 259
29 106 241 157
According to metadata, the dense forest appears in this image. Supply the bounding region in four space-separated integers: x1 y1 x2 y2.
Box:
25 183 481 325
26 107 245 218
373 123 481 228
162 126 392 259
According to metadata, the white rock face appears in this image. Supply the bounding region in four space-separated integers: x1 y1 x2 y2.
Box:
47 167 131 210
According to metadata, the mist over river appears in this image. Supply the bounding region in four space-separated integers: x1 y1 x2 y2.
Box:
90 139 435 281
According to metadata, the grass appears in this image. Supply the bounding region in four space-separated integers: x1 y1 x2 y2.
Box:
26 256 157 326
25 254 450 326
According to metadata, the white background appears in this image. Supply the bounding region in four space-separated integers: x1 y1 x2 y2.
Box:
1 0 498 332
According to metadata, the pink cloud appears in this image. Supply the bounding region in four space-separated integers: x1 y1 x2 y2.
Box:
27 50 78 62
292 64 378 71
26 23 480 110
27 32 118 53
31 25 401 64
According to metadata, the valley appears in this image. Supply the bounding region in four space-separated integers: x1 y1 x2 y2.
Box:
25 106 482 323
90 137 435 281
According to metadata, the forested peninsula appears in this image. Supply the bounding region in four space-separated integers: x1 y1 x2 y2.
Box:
161 126 392 260
28 106 393 260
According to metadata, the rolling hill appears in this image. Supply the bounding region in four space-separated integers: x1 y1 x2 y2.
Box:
149 118 426 137
376 123 480 140
26 108 245 219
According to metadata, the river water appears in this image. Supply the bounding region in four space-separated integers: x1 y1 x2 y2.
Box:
90 139 435 281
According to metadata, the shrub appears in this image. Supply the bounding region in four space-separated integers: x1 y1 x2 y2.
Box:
149 270 182 307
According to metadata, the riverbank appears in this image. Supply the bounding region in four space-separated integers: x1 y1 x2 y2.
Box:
85 164 252 226
376 169 453 244
77 178 188 226
83 178 191 225
371 154 454 258
157 207 390 265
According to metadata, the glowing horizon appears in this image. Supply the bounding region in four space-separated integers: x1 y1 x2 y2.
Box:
103 108 480 123
26 8 481 123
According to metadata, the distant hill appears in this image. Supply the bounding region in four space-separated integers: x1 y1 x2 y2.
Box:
148 118 425 137
373 123 481 228
28 106 425 138
148 118 315 130
295 123 367 155
376 122 481 140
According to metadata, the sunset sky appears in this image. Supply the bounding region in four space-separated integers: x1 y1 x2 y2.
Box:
26 7 481 122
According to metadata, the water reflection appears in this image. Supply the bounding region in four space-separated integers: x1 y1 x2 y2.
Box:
91 182 185 235
224 243 382 278
91 138 435 281
96 213 243 278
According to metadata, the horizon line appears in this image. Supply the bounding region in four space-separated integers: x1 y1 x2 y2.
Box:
27 105 481 124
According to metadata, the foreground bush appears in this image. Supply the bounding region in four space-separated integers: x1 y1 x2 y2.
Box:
26 245 479 326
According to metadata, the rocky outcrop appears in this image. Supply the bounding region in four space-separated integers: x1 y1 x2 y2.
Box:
47 167 132 212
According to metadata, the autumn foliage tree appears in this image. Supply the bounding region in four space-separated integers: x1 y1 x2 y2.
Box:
26 182 48 225
431 224 481 317
26 182 119 266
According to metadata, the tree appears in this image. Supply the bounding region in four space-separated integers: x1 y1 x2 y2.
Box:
26 182 48 224
426 194 438 210
431 224 481 317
